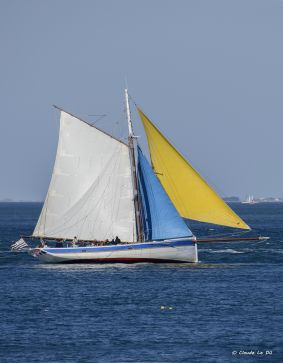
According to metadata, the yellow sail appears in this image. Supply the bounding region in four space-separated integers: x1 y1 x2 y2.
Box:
138 108 250 230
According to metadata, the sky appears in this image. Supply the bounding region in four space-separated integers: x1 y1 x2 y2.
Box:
0 0 282 201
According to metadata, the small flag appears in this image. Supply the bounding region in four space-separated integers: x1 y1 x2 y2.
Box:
10 238 28 251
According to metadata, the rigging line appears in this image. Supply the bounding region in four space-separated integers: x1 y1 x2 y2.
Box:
87 114 107 125
53 105 128 147
146 159 161 237
115 147 130 226
138 154 154 240
113 112 128 144
128 94 139 108
197 229 251 239
125 90 144 242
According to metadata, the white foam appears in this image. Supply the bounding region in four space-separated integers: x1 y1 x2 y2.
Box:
208 249 244 254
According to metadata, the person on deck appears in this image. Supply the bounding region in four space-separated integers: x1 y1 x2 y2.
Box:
56 240 63 248
114 236 121 244
38 239 45 248
72 236 78 247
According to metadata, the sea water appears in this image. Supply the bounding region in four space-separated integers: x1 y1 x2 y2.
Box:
0 203 282 363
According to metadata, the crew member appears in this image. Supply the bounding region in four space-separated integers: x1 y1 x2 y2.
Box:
72 236 78 247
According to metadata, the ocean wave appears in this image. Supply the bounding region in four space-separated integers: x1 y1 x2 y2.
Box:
265 249 283 254
204 249 244 254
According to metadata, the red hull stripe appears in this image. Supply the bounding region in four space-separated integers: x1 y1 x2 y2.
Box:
60 258 189 264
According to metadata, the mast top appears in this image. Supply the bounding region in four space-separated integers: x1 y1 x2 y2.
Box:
125 88 134 137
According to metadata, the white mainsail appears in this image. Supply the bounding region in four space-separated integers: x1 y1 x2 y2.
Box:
33 110 136 242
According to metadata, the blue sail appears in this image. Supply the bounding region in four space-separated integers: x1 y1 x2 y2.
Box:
137 146 193 241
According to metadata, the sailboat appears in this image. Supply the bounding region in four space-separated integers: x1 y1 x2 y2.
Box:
20 89 265 264
242 195 258 204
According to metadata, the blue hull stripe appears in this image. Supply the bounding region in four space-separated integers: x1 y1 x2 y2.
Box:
43 239 195 254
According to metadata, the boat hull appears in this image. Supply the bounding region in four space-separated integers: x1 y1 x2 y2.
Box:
32 239 198 264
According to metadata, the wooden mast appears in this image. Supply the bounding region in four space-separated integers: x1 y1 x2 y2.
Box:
125 88 144 242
